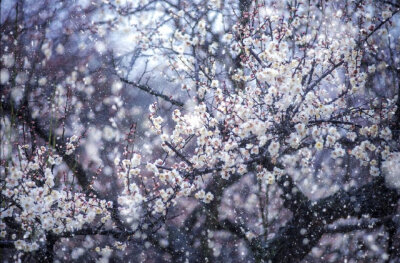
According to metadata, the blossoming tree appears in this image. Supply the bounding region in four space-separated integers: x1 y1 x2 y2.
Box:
1 0 400 262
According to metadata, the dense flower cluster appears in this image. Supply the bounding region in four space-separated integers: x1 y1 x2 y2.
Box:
141 0 399 217
1 0 399 261
1 142 112 252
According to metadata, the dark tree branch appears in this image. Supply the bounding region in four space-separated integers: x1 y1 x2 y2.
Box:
119 77 184 107
275 174 311 213
385 217 398 262
0 241 14 249
218 219 249 240
251 177 399 263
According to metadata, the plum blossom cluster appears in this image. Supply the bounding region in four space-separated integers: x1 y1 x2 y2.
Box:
1 142 112 252
1 1 399 261
131 0 400 213
65 135 78 155
115 153 145 228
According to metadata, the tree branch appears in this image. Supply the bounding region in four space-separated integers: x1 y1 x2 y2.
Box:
120 77 184 107
252 177 399 263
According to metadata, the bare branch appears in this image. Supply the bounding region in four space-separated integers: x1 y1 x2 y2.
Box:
120 77 184 107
